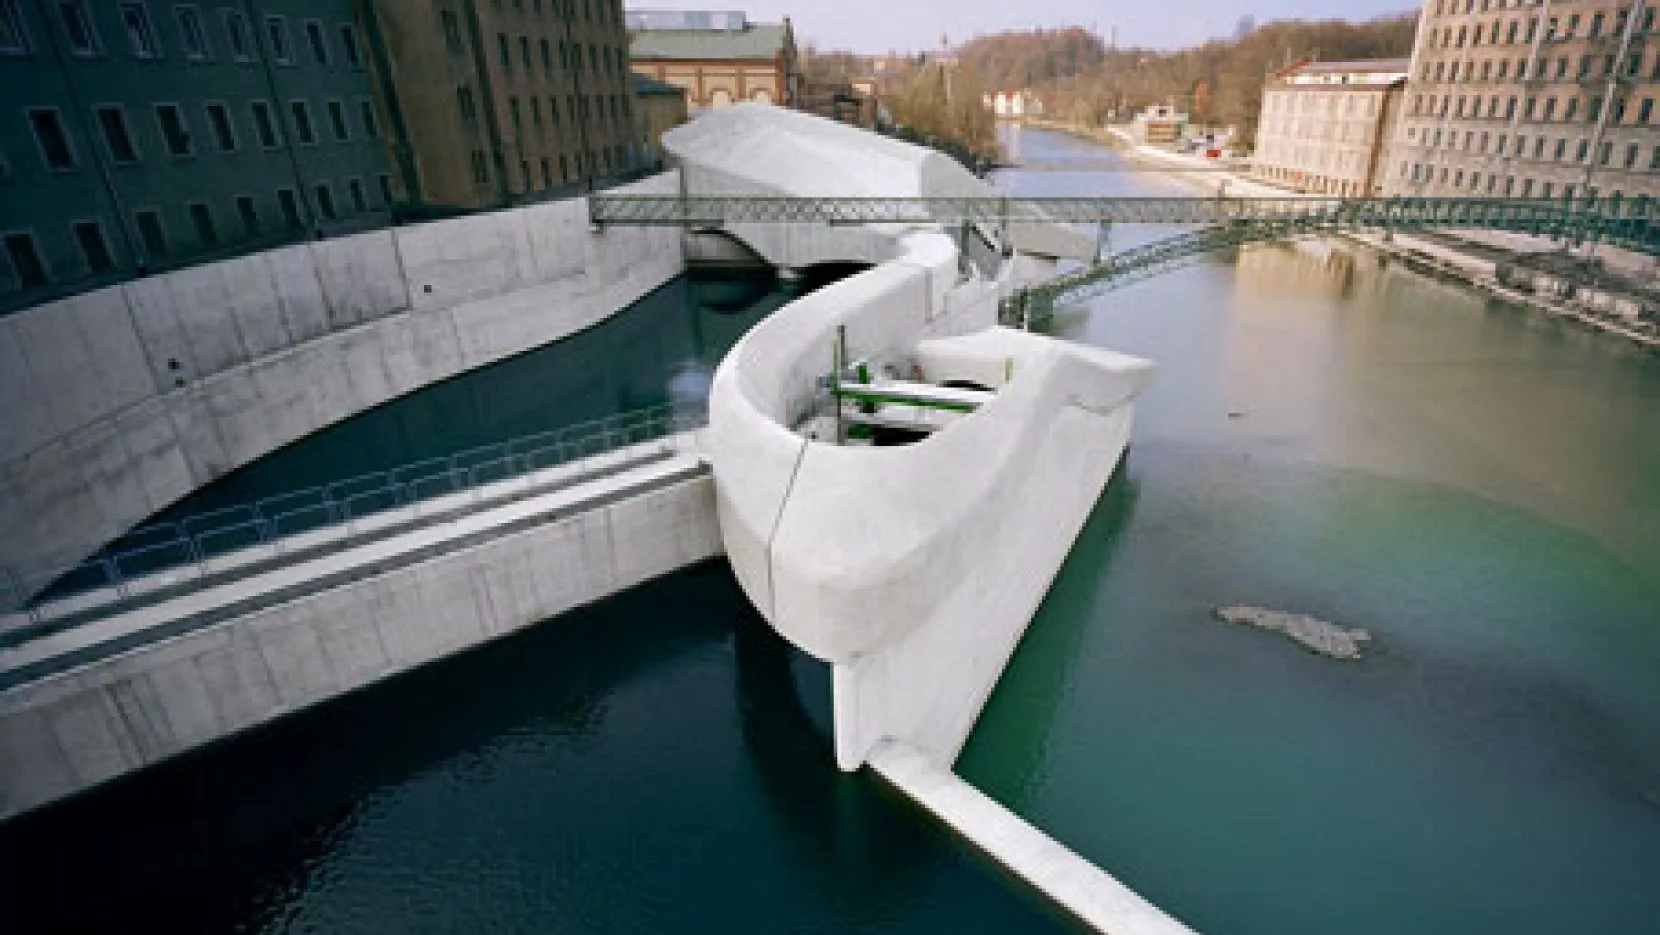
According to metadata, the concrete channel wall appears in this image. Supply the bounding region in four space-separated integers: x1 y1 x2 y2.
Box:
0 468 719 822
0 173 683 597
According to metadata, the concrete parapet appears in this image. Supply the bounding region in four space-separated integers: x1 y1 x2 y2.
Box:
0 174 684 599
0 465 719 821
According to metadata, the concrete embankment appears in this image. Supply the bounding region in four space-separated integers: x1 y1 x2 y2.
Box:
0 174 684 600
0 444 719 822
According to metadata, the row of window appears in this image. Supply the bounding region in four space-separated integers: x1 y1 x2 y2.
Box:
491 0 617 25
1 177 393 291
18 98 379 175
1402 162 1654 205
0 1 360 69
1427 7 1658 46
469 143 631 189
1422 47 1659 83
1412 90 1659 125
1410 124 1660 171
494 90 630 133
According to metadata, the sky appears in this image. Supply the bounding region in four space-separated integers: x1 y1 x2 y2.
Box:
632 1 1416 53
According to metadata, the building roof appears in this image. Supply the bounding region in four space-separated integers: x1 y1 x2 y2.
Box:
631 73 685 97
629 22 788 61
1297 58 1411 73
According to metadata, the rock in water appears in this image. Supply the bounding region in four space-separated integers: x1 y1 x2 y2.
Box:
1213 606 1372 660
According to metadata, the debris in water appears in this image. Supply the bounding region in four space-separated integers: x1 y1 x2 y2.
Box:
1213 606 1372 660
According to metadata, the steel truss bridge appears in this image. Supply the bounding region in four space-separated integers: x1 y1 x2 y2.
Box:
589 194 1660 325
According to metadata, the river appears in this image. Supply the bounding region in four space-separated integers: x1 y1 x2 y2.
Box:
3 128 1657 934
958 125 1660 935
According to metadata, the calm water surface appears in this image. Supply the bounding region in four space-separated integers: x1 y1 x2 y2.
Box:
959 126 1660 935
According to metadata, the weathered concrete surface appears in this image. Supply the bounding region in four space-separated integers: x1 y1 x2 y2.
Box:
687 106 1152 773
870 740 1198 935
0 462 719 822
0 174 683 599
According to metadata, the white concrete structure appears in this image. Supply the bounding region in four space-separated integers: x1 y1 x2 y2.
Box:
0 175 682 603
0 446 718 821
674 105 1149 769
676 104 1178 933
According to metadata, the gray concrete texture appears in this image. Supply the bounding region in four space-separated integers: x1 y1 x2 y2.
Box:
0 174 683 597
0 471 719 821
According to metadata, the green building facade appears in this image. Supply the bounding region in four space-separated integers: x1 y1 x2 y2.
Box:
0 0 393 312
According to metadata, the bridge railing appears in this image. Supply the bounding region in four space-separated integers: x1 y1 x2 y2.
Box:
1 402 707 636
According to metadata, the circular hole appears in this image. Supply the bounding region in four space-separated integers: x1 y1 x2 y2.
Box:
166 358 181 371
423 284 434 294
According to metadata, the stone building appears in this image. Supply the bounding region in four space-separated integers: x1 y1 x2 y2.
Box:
625 9 801 111
361 0 638 211
1385 0 1660 205
0 0 391 310
631 72 686 168
1252 59 1409 196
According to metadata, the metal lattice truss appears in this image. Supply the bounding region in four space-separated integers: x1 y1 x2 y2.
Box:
589 194 1660 252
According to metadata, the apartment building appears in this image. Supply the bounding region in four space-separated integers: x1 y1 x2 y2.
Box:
1385 0 1660 206
0 0 392 310
1252 59 1409 197
361 0 638 210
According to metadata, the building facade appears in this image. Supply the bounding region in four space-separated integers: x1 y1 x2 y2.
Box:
1252 59 1409 196
361 0 638 212
0 0 392 310
631 72 686 168
626 9 800 112
1385 0 1660 205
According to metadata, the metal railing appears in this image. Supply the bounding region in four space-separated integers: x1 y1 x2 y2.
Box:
2 403 704 632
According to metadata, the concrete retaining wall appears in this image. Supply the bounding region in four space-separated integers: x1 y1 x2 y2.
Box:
0 174 683 595
0 473 719 821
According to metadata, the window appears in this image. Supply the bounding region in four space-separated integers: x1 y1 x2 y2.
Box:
359 100 377 137
29 109 75 169
250 100 278 147
348 178 365 213
470 149 488 184
95 106 139 163
188 202 217 246
314 183 336 220
264 15 288 63
378 174 392 206
1 0 30 54
540 157 551 188
277 188 302 228
224 10 251 59
531 96 541 130
509 96 520 130
327 100 348 140
457 85 476 123
205 102 235 151
1642 99 1655 125
134 209 168 257
1554 138 1567 160
1599 141 1613 165
1590 12 1604 39
120 3 159 57
519 34 530 70
1576 139 1590 162
497 32 510 70
155 104 191 155
290 100 315 144
339 24 358 67
176 5 208 59
1652 146 1660 170
72 220 114 272
304 19 325 64
3 233 49 288
57 1 99 55
236 194 258 235
1626 143 1641 169
540 37 550 73
440 10 462 54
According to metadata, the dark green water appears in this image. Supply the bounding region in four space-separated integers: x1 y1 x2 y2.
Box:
960 127 1660 934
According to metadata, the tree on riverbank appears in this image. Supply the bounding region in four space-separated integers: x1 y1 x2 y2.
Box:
885 59 999 165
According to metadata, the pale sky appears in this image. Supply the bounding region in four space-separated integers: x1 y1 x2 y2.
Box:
631 1 1417 53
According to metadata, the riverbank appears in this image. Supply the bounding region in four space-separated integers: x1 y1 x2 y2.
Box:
1016 118 1660 352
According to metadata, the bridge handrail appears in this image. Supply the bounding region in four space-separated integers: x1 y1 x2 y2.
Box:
1 401 707 634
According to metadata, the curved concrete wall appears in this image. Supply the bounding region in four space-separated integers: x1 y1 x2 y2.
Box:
681 106 1151 772
0 174 682 597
